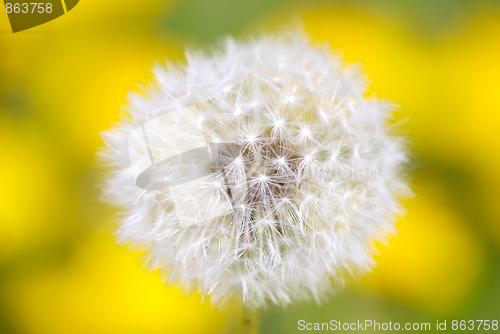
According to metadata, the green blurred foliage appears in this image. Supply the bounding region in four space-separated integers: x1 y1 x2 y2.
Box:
160 0 500 43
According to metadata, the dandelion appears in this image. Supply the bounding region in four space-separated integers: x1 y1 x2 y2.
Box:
100 31 408 333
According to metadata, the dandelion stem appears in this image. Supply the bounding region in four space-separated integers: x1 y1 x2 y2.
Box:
238 306 259 334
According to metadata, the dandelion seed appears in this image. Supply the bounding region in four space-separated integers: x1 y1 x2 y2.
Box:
99 31 408 311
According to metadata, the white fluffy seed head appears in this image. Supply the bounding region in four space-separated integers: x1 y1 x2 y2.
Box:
99 31 409 309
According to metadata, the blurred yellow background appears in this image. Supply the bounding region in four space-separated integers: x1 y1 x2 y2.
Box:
1 1 499 333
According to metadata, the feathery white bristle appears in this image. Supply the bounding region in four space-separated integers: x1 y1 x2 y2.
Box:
99 31 408 308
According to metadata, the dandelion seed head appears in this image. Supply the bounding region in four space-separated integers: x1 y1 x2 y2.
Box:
100 31 409 308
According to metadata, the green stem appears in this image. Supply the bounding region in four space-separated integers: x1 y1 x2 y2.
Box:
238 306 259 334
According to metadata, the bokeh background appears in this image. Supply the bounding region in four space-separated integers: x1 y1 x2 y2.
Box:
1 0 499 333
